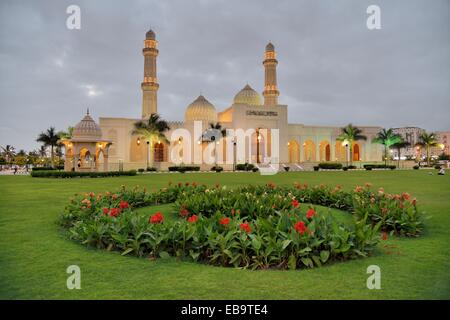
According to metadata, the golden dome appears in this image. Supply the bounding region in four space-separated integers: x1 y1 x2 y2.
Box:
233 84 262 106
72 110 102 141
184 95 218 123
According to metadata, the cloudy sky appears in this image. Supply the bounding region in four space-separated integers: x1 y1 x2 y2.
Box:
0 0 449 151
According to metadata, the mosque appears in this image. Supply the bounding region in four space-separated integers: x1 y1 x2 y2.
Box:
62 30 383 172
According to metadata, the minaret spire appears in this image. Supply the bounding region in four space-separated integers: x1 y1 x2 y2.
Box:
262 42 279 106
141 29 159 118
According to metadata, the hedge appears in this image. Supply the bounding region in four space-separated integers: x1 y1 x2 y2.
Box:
168 166 200 173
211 166 223 172
236 163 255 171
364 164 396 170
31 170 137 178
318 163 343 170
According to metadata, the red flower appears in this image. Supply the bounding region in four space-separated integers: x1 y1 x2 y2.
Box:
292 199 299 208
109 207 121 217
306 208 316 219
112 194 118 200
187 215 198 223
180 208 189 217
294 221 308 235
381 232 388 241
401 192 411 200
411 198 417 206
102 207 109 215
220 217 230 226
119 200 129 209
150 211 164 224
354 186 363 193
239 222 251 233
89 192 95 198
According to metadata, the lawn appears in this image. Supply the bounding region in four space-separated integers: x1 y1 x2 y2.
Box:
0 170 449 299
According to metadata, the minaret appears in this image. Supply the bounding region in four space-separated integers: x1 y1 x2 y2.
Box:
262 42 279 106
141 29 159 118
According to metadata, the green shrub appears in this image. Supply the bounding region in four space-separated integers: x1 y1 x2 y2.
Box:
313 166 319 171
168 166 200 173
138 168 145 173
252 167 259 172
348 165 357 170
146 167 157 172
31 170 137 178
211 166 223 172
434 165 441 170
318 163 343 170
343 167 349 171
413 165 419 170
364 164 396 170
236 163 255 171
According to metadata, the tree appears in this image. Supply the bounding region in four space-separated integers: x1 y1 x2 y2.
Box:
1 145 16 164
415 132 438 166
132 113 170 166
391 139 410 169
36 127 60 167
57 126 74 140
201 122 227 166
372 128 402 167
336 124 367 166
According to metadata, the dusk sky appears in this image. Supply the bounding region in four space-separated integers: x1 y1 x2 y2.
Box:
0 0 449 151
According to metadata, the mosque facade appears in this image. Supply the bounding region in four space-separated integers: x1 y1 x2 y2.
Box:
73 30 383 171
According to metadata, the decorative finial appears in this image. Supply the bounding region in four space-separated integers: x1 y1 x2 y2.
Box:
87 108 90 115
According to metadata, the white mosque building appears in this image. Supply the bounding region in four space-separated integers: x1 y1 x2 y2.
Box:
63 30 383 172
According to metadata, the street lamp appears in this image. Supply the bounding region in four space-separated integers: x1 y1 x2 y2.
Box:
256 128 261 164
146 140 150 169
232 137 237 172
342 140 349 167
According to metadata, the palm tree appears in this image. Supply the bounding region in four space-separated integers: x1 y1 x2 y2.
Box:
201 122 227 166
36 127 60 167
391 139 410 169
336 124 367 166
1 145 16 164
132 113 170 167
372 128 402 167
17 149 27 157
415 131 438 166
57 126 74 140
38 146 47 158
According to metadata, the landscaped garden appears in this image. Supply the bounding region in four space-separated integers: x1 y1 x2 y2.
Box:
0 170 449 299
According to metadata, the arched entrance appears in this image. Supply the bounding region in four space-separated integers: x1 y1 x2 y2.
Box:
153 141 165 162
288 140 300 163
319 140 331 162
303 140 316 162
353 143 361 161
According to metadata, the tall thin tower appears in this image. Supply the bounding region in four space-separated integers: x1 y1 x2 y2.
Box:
141 29 159 118
262 42 279 106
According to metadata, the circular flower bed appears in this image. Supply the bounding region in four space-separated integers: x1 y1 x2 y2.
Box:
60 182 424 270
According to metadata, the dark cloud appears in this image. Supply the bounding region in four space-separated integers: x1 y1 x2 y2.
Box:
0 0 449 151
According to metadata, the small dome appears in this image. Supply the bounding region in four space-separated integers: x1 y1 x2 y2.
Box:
265 42 275 52
184 95 217 123
72 110 102 140
146 29 156 40
233 84 262 106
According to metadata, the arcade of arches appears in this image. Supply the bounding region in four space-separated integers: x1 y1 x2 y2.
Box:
288 139 362 163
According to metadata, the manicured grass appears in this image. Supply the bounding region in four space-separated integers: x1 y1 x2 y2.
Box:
0 170 449 299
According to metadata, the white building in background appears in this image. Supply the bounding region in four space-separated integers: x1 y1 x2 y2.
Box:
392 127 424 159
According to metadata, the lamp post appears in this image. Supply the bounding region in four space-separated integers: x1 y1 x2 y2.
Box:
344 142 349 167
256 128 261 164
232 137 237 172
146 140 150 169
